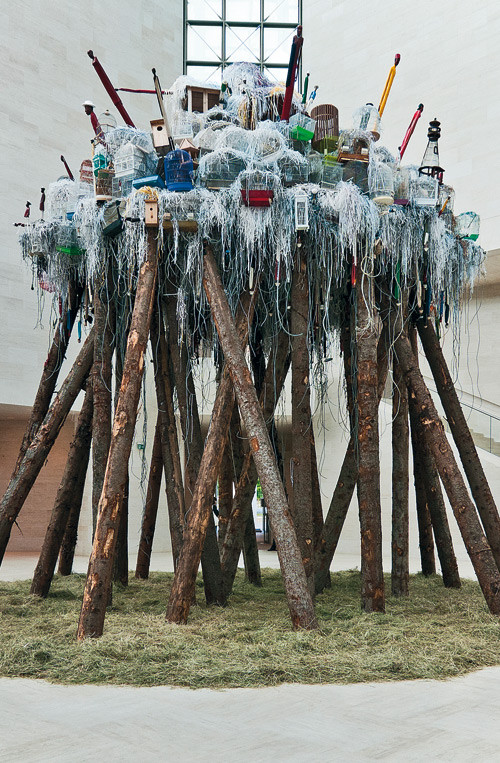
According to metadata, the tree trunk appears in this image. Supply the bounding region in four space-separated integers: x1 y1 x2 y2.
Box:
112 341 128 586
162 291 222 605
200 247 317 630
354 271 385 613
220 335 291 599
417 318 500 572
13 283 82 477
391 355 409 596
217 437 233 552
165 288 258 622
290 249 314 592
394 333 500 615
135 419 163 579
243 510 261 586
77 227 158 640
30 384 93 596
0 328 95 564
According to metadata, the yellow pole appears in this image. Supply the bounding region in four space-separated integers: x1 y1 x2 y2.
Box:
378 54 401 117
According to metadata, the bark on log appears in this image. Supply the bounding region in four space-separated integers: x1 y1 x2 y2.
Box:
394 333 500 615
243 510 261 586
391 355 409 596
217 437 233 552
417 318 500 572
201 247 317 630
135 419 163 579
0 328 95 564
165 288 258 622
162 291 222 604
30 384 93 596
77 228 158 639
13 284 82 477
354 273 385 613
220 335 291 599
111 343 128 586
290 250 314 592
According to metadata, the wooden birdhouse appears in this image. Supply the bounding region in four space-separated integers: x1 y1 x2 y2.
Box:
184 86 220 114
150 119 170 154
179 138 199 162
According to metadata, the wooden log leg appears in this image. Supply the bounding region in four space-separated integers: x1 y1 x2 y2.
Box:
220 336 291 599
135 419 163 579
391 355 409 596
151 305 184 564
290 249 314 592
92 277 114 536
417 318 500 572
165 289 258 622
243 511 262 586
112 341 128 587
394 334 500 615
354 271 385 613
13 283 82 477
77 227 159 640
30 384 93 596
0 328 95 564
57 484 86 576
163 291 222 605
201 247 317 630
217 437 233 552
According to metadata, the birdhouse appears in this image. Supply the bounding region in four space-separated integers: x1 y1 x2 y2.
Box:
455 212 480 241
164 149 194 192
198 149 246 190
184 86 220 113
420 119 443 178
294 192 309 230
178 138 199 162
311 104 339 144
353 104 380 141
288 112 316 142
321 156 343 189
150 119 170 154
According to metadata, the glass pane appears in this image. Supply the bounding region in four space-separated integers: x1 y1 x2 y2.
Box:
263 26 295 64
186 64 223 86
186 0 222 21
225 0 261 23
226 25 260 63
264 0 299 23
187 24 222 61
263 66 288 84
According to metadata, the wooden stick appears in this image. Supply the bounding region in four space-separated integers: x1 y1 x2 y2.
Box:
201 246 317 630
135 418 163 579
77 226 159 639
0 328 95 564
30 383 93 596
391 353 409 596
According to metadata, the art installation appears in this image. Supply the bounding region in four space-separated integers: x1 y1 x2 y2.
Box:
2 29 497 641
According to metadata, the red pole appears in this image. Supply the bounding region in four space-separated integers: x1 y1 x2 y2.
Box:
60 155 74 180
399 103 424 160
280 26 303 122
87 50 135 127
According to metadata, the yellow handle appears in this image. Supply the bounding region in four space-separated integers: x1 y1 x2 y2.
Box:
378 66 396 117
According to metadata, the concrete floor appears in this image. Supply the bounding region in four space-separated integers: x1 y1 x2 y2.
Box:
1 552 498 761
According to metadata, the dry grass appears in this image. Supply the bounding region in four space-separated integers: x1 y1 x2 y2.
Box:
1 569 500 689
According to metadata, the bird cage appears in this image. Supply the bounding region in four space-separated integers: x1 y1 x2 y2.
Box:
47 180 75 220
80 160 93 185
198 149 246 190
410 174 438 207
312 135 338 156
321 156 343 189
240 170 275 207
337 130 371 163
98 110 117 134
342 160 369 195
279 150 309 187
193 123 232 156
394 166 418 205
353 104 380 140
369 161 395 207
288 112 316 142
294 192 309 230
66 181 92 219
307 150 323 184
93 148 108 176
95 168 114 200
216 125 253 155
172 112 194 141
311 104 339 144
437 183 455 230
55 223 82 255
164 149 194 192
454 212 480 241
252 126 286 165
114 142 148 178
112 174 136 198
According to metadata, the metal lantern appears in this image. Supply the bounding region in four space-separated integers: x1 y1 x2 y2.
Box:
420 119 443 177
455 212 480 241
294 192 309 230
164 149 194 192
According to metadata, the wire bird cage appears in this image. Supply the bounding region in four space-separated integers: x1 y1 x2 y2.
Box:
455 212 480 241
410 174 438 207
240 169 275 207
95 168 114 200
288 112 316 142
321 155 343 189
193 123 232 156
369 161 395 207
353 104 380 140
114 142 148 178
394 165 419 205
342 160 369 195
66 181 93 219
80 160 93 185
279 150 309 187
46 180 76 220
112 174 136 199
93 148 108 176
198 149 246 190
215 125 253 154
311 104 339 144
307 150 323 184
55 222 82 255
251 125 286 165
337 130 371 163
438 183 455 230
164 149 194 192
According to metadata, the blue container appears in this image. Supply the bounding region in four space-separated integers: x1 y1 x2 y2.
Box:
164 149 194 192
132 175 165 190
